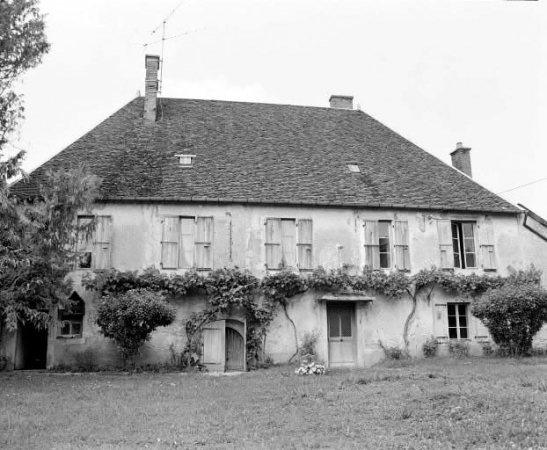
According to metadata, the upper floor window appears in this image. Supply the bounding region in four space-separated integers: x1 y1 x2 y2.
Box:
265 218 313 270
161 216 213 270
76 216 112 270
363 220 410 270
451 222 476 269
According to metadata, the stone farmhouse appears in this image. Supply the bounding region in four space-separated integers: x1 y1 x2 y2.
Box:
4 55 547 371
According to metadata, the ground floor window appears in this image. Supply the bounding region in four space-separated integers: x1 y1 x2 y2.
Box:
447 303 468 339
58 292 85 337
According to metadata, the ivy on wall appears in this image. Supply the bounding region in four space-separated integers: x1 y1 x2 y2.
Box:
83 265 541 364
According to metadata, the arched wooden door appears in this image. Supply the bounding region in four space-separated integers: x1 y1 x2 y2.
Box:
225 327 245 371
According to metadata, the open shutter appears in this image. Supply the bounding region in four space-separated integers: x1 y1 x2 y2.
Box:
179 218 195 269
394 221 410 271
479 221 497 271
202 320 226 373
76 216 94 269
437 220 454 269
195 217 213 269
161 217 180 269
93 216 112 270
297 219 313 270
265 219 282 269
363 220 380 269
474 317 490 340
434 304 449 341
281 219 296 268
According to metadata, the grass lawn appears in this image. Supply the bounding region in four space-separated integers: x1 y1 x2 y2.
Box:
1 357 547 450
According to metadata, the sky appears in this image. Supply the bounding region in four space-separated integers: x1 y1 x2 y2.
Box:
9 0 547 217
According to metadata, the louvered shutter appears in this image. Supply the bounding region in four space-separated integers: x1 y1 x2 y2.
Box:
364 220 380 269
179 218 195 269
297 219 313 270
161 217 180 269
479 221 497 271
93 216 112 270
394 220 410 271
202 320 226 373
195 217 213 269
437 220 454 269
434 304 449 340
265 219 282 269
281 219 296 268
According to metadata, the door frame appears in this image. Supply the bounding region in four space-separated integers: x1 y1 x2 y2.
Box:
326 301 357 367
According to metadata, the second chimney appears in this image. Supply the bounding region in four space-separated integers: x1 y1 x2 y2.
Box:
329 95 354 109
450 142 472 178
144 55 160 122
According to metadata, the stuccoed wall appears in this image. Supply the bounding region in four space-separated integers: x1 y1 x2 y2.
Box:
4 201 546 369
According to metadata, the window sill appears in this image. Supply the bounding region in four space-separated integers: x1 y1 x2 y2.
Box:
57 336 86 345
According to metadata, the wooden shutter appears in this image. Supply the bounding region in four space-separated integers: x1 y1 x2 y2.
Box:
297 219 313 270
394 220 410 271
437 220 454 269
161 217 180 269
76 216 94 268
434 304 449 340
479 221 496 271
363 220 380 269
179 218 195 269
281 219 296 268
265 219 282 269
474 317 490 340
93 216 112 270
202 320 226 373
195 217 213 269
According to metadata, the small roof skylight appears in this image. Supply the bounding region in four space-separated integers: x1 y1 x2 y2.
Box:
175 154 196 167
347 164 360 173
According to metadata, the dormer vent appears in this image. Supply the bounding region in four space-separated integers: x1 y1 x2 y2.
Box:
175 154 196 168
348 164 360 173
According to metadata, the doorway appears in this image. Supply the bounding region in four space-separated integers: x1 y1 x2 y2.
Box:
15 322 48 370
202 319 246 372
327 302 356 367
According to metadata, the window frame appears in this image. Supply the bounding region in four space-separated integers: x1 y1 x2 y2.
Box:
58 293 85 338
451 221 477 269
447 302 469 340
264 218 313 270
75 215 112 271
160 216 213 270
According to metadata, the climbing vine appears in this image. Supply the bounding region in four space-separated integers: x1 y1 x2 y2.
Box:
83 264 541 366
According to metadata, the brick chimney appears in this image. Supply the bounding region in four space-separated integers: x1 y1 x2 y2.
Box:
329 95 353 109
450 142 472 178
144 55 160 122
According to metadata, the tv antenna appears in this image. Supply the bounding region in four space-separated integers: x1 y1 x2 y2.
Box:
143 1 186 94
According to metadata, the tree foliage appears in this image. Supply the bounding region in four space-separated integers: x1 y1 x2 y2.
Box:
471 275 547 356
0 0 49 157
0 165 101 330
95 289 176 367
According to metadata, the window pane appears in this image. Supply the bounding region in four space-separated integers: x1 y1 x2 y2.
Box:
463 238 475 253
72 322 82 335
380 253 390 269
451 223 459 239
448 316 457 328
462 223 474 238
61 323 70 335
379 238 389 253
460 327 468 339
459 315 467 328
465 253 476 268
449 328 458 339
379 222 390 237
329 316 340 338
340 314 352 337
457 304 467 315
78 252 92 269
453 252 461 269
447 304 456 316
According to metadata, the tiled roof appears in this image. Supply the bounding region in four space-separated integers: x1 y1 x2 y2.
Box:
10 97 518 213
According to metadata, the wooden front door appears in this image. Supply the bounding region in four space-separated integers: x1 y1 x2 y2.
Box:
327 302 356 366
225 327 245 371
202 320 226 373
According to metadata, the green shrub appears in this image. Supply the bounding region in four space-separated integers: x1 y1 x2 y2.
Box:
96 289 176 367
471 283 547 356
300 330 319 357
422 336 438 358
449 340 469 358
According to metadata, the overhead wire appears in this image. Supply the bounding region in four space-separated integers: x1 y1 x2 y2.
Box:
496 177 547 195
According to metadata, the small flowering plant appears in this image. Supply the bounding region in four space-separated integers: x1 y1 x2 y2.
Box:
295 361 326 376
